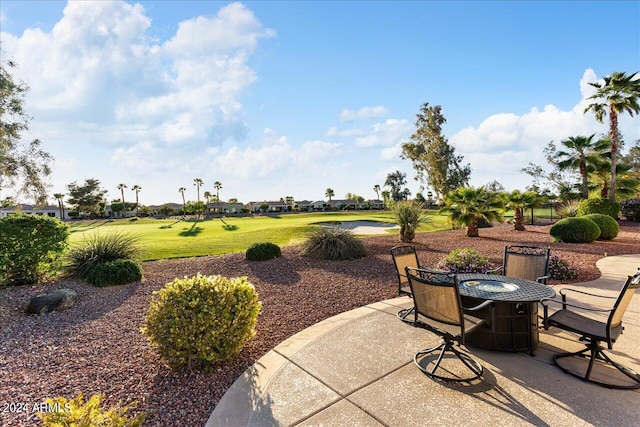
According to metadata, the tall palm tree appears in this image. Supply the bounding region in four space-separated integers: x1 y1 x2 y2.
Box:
193 178 204 202
117 183 127 217
381 190 390 209
178 187 186 213
505 190 542 231
554 134 608 199
53 193 65 220
585 71 640 202
373 184 381 201
588 156 640 199
439 186 504 237
131 185 141 217
203 191 212 204
325 188 334 210
214 181 222 208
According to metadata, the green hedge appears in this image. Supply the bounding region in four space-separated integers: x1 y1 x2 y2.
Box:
583 213 619 240
550 217 600 243
577 197 620 219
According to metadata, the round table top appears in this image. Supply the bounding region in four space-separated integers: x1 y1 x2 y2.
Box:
457 273 555 302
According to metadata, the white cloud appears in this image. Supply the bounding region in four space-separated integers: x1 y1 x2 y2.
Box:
338 105 390 122
355 118 413 147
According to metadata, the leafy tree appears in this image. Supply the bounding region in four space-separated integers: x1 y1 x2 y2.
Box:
53 193 65 220
554 134 608 199
131 185 141 216
484 180 505 194
385 170 411 201
193 178 204 202
621 139 640 174
214 181 222 206
400 102 471 198
414 192 426 205
325 188 335 209
345 192 364 203
117 183 127 217
228 197 238 203
439 186 504 237
67 179 107 218
585 71 640 202
178 187 186 212
505 190 542 231
522 141 583 201
1 58 53 205
157 204 175 217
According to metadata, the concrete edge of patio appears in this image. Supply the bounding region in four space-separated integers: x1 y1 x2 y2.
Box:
206 253 640 427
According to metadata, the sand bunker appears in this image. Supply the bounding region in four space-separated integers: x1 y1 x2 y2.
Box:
318 220 399 235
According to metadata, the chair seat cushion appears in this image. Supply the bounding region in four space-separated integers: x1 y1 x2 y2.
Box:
548 309 621 343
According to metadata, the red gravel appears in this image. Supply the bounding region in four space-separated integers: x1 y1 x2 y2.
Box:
1 224 639 426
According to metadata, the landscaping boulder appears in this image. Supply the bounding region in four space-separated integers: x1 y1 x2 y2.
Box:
25 288 77 314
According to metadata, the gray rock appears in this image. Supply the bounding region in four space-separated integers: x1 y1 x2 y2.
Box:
25 288 77 314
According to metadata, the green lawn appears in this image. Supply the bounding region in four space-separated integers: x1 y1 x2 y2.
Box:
67 211 451 261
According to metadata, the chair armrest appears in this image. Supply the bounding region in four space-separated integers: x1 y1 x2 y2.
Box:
540 297 614 313
559 287 617 300
485 266 504 275
462 299 494 312
536 275 550 285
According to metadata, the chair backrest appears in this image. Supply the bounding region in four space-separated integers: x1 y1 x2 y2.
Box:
609 270 640 329
503 245 550 282
405 267 464 333
391 246 419 292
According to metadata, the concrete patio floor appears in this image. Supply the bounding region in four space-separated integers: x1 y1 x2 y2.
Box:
207 254 640 426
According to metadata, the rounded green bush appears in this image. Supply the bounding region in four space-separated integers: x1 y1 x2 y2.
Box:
577 197 620 219
0 213 69 286
550 217 601 243
302 227 367 261
246 242 282 261
86 259 143 287
583 213 619 240
142 274 262 370
437 248 489 273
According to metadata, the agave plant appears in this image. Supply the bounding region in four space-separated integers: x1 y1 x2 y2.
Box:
392 201 427 242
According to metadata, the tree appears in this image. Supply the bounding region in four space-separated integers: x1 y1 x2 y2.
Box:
157 204 175 217
439 186 504 237
193 178 204 202
385 170 411 201
178 187 186 213
203 191 212 204
325 188 334 209
588 156 640 199
53 193 65 220
131 185 141 216
285 196 295 211
585 71 640 202
554 134 608 199
621 139 640 174
381 190 390 208
400 102 471 198
117 183 127 217
214 181 222 207
1 58 53 205
373 184 381 201
505 190 542 231
67 179 107 218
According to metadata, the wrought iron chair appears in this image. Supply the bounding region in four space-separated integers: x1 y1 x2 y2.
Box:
405 267 493 382
487 245 550 284
541 269 640 389
391 245 420 320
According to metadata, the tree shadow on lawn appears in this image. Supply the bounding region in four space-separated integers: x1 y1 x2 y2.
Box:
179 221 204 237
68 220 113 233
159 220 182 229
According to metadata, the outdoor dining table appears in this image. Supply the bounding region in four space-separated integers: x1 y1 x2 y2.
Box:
457 273 556 355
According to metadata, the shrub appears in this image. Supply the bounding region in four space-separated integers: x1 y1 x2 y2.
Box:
0 213 69 286
577 197 620 219
86 259 143 287
392 201 428 242
37 392 145 427
620 198 640 222
301 227 367 261
246 242 282 261
548 255 578 281
583 213 619 240
142 274 261 370
550 217 600 243
437 248 490 274
65 232 140 279
555 200 581 218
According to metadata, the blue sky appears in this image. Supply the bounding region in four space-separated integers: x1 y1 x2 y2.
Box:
1 1 639 206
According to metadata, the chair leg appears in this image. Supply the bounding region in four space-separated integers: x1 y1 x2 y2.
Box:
553 342 640 389
414 339 483 382
397 306 415 324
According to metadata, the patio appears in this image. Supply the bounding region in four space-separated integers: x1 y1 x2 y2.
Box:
207 254 640 426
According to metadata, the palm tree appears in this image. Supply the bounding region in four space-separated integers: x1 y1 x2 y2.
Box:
117 183 127 217
584 71 640 202
373 184 381 201
131 185 141 217
555 135 608 199
439 186 504 237
325 188 334 210
178 187 186 213
381 190 390 209
505 190 542 231
588 156 640 199
193 178 204 202
53 193 65 220
214 181 222 209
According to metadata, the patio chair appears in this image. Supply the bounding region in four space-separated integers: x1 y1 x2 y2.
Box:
487 245 550 284
541 269 640 389
391 245 420 320
406 267 493 382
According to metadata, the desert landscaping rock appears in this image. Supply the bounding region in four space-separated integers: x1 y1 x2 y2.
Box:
24 288 77 314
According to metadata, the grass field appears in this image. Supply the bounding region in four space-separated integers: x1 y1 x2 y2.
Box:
67 211 451 261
